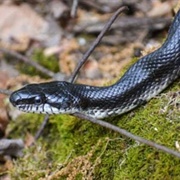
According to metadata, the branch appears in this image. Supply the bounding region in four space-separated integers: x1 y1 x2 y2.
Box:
74 113 180 158
69 6 128 83
0 48 55 78
71 0 79 18
34 114 49 140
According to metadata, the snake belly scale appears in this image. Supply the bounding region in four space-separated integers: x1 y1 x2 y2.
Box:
10 10 180 119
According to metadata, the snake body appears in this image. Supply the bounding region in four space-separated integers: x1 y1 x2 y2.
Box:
10 11 180 119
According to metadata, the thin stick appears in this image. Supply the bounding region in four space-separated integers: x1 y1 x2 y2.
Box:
0 48 55 78
71 0 79 18
34 114 49 140
75 113 180 158
69 6 128 83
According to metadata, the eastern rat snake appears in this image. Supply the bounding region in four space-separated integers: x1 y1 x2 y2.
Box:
10 11 180 119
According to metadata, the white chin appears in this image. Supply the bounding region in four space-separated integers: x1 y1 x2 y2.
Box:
18 104 59 114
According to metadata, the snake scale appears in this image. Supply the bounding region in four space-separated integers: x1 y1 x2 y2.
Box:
10 10 180 119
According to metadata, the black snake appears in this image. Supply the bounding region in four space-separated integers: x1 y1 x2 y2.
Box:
10 11 180 119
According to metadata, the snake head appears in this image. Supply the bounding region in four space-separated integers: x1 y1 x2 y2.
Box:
10 81 78 115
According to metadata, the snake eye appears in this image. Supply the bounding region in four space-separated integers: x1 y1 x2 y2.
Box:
34 95 44 105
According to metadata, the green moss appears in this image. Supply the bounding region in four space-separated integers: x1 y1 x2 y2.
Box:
8 113 44 138
112 81 180 179
17 49 59 78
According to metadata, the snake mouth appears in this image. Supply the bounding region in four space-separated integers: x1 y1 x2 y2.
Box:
16 104 34 113
16 103 62 115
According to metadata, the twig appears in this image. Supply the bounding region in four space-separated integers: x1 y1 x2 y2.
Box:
74 17 171 34
0 48 55 78
34 115 49 140
69 6 128 83
74 113 180 158
71 0 79 18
